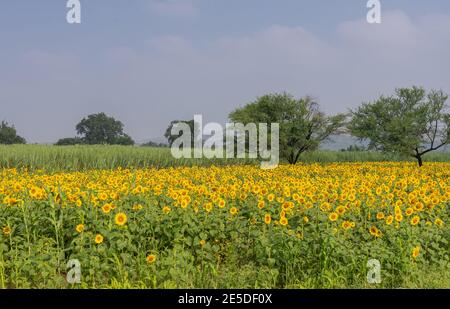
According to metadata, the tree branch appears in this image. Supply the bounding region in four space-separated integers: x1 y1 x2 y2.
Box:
418 141 448 156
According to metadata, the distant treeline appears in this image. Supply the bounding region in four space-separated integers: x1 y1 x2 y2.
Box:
2 86 449 167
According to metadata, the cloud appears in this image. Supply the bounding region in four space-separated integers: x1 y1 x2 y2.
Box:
101 12 450 140
138 11 450 115
148 36 195 55
2 10 450 143
338 11 421 49
334 10 450 94
148 0 197 18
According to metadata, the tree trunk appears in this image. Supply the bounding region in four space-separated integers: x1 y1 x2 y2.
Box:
416 155 423 167
292 150 301 165
288 152 295 164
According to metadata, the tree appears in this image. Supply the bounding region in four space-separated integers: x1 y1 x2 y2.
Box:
114 134 135 146
349 86 450 167
141 141 168 148
75 113 135 145
0 121 26 144
55 137 84 146
340 145 366 152
229 93 346 164
164 119 200 147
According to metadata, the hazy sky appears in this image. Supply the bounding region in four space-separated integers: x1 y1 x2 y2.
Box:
2 0 450 143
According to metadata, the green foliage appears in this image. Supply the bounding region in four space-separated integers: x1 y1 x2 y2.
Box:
164 119 200 147
229 93 346 164
340 145 366 152
114 134 135 146
55 137 84 146
141 141 168 148
75 113 135 145
0 121 26 145
349 86 450 166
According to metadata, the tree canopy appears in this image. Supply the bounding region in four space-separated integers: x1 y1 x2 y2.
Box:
164 119 200 147
74 113 135 145
349 86 450 166
141 140 168 148
55 137 84 146
229 93 346 164
0 121 26 145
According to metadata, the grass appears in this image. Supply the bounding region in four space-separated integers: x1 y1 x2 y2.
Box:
0 144 449 171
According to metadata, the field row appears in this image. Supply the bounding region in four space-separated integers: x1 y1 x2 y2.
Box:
1 145 450 171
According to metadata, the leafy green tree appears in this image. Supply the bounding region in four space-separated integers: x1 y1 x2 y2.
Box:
340 145 366 152
114 134 135 146
55 137 84 146
349 86 450 167
164 119 200 147
75 113 135 145
0 121 26 144
229 93 346 164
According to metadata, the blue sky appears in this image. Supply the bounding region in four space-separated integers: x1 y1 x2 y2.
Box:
2 1 450 143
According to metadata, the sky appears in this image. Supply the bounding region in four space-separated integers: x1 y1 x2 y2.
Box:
1 0 450 144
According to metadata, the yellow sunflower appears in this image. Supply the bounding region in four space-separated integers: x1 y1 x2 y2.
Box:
95 234 104 244
146 254 156 264
279 217 288 226
2 226 12 236
115 212 128 226
264 214 271 225
329 212 339 222
412 246 420 259
230 207 238 215
75 224 84 233
410 215 420 226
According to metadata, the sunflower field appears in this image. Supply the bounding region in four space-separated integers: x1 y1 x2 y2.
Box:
0 162 449 288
